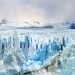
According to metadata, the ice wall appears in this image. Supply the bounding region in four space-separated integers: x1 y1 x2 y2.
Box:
0 30 74 75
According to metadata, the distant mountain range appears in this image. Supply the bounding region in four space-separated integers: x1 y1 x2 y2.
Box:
0 19 75 29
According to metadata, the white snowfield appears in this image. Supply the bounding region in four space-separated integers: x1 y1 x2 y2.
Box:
0 29 75 75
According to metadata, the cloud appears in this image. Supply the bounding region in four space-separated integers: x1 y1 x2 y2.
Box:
28 0 74 23
0 0 74 24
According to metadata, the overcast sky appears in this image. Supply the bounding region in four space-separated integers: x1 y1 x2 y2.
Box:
0 0 75 24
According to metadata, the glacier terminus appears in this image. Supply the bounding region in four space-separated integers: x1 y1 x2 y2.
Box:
0 29 75 75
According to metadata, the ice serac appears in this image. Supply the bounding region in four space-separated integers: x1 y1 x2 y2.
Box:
39 44 48 63
0 35 3 55
13 30 19 48
51 39 60 52
24 35 30 61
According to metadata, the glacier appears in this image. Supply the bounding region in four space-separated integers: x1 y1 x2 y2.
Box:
0 29 75 75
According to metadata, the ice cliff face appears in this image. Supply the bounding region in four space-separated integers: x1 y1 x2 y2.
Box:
0 29 74 75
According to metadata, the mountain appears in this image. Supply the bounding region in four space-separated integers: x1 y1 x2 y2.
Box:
0 19 75 29
40 23 53 28
69 22 75 29
62 21 75 29
0 19 8 25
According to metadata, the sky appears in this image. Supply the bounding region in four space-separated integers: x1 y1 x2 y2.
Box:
0 0 75 24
